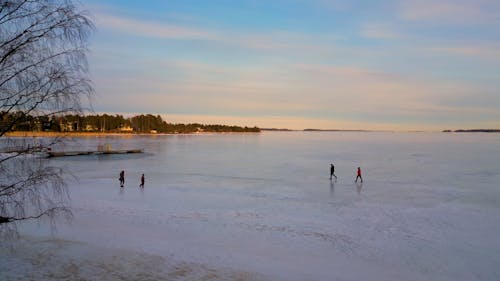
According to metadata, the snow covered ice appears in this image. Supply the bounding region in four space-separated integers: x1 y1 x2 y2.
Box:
2 132 500 281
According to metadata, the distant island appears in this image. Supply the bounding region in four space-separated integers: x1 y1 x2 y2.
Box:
1 112 260 134
261 128 294 131
443 129 500 133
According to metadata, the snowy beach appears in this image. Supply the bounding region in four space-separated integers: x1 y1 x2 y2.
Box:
2 131 500 281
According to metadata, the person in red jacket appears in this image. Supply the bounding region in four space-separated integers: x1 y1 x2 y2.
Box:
355 167 363 183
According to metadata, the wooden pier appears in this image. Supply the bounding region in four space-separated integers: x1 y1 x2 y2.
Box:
47 149 143 157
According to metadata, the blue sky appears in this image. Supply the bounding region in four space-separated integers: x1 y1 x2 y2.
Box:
85 0 500 130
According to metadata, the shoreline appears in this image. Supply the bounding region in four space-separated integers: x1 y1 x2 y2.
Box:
6 130 499 138
6 131 137 137
5 131 262 137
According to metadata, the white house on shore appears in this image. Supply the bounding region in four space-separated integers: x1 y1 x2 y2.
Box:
119 126 134 132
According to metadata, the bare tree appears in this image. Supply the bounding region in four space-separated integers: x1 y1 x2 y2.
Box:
0 0 93 233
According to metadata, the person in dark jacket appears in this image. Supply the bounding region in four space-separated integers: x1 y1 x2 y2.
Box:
330 164 337 180
140 174 145 188
119 170 125 187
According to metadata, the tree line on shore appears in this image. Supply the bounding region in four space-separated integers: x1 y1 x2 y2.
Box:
0 112 260 133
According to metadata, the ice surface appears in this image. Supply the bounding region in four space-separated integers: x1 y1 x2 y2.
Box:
2 132 500 281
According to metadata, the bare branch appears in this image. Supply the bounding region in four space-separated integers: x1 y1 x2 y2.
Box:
0 0 93 233
0 206 71 224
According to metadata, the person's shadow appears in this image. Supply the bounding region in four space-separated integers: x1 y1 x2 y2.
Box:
356 181 363 195
329 180 335 198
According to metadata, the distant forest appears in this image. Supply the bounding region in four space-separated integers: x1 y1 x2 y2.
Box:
1 112 260 133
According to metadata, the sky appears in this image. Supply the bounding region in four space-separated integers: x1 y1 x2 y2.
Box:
84 0 500 131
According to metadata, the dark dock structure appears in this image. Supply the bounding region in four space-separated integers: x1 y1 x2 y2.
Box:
47 149 143 157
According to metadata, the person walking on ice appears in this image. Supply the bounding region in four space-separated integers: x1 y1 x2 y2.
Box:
119 170 125 187
140 173 145 188
355 167 363 183
330 164 337 180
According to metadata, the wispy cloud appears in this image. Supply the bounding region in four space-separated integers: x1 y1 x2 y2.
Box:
86 2 500 130
290 62 499 116
93 11 343 56
295 63 398 81
398 0 500 24
95 13 215 40
92 56 500 130
426 45 500 61
360 23 403 40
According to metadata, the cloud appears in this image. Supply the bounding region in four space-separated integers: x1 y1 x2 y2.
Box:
398 0 500 24
94 13 215 40
227 31 341 54
295 64 396 79
87 4 500 131
360 23 403 40
92 58 500 130
290 62 500 119
92 10 345 58
426 46 500 61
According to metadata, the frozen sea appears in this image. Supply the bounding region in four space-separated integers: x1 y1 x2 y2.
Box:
2 131 500 281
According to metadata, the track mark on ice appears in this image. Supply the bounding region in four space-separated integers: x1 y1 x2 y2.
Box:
237 222 358 254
